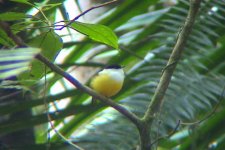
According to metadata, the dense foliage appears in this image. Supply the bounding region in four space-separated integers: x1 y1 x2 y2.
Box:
0 0 225 149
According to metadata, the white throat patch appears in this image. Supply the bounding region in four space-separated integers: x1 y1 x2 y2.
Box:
99 68 124 82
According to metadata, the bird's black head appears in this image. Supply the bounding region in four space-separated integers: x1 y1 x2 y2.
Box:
105 64 123 69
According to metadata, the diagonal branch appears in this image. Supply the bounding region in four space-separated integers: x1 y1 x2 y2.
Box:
1 19 141 131
35 54 141 127
1 0 141 149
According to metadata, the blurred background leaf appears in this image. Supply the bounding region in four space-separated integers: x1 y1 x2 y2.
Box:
0 0 225 150
0 48 40 79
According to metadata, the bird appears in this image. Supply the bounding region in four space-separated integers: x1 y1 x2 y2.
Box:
90 65 125 97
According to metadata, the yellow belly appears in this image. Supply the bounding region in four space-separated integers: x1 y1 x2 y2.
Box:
91 74 123 97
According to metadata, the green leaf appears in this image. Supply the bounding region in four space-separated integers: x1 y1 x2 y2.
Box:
0 105 100 135
19 30 63 85
71 21 118 49
0 48 40 79
0 28 15 47
41 3 62 11
11 21 43 34
10 0 33 5
0 12 27 21
29 30 63 60
2 0 225 149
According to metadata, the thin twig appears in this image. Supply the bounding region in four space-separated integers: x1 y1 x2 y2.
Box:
43 67 51 150
161 61 177 75
17 0 117 31
47 114 85 150
120 46 146 61
0 91 21 101
150 120 181 146
42 57 85 150
58 0 117 30
0 21 25 47
181 84 225 125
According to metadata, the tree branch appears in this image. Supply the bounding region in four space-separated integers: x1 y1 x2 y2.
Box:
139 0 202 149
1 17 141 134
1 1 203 150
35 54 141 127
143 0 202 124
